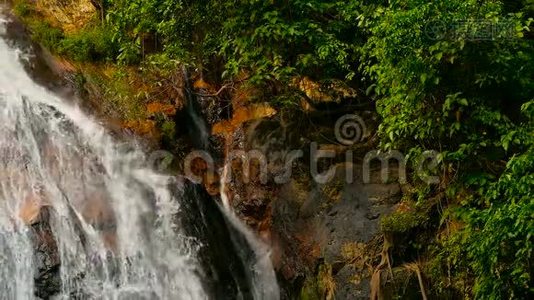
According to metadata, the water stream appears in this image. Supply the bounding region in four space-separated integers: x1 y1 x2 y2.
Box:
0 10 278 300
181 69 279 300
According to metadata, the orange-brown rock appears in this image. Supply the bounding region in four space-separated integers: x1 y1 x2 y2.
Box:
79 192 115 227
193 79 215 91
212 103 276 137
19 192 47 225
123 120 158 138
292 76 358 104
34 0 97 33
147 102 177 117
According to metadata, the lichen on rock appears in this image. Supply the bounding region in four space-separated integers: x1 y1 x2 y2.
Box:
34 0 96 33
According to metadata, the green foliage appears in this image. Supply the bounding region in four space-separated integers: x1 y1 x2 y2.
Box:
28 21 64 52
451 103 534 298
360 0 532 151
101 0 364 83
160 120 176 142
381 209 429 233
358 0 533 298
439 147 534 298
13 0 119 62
218 0 361 82
30 23 118 62
299 263 336 300
58 25 119 62
13 1 63 51
13 0 31 17
106 0 212 64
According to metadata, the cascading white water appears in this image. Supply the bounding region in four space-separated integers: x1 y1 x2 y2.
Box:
0 6 284 299
181 65 280 300
219 162 280 300
0 17 206 300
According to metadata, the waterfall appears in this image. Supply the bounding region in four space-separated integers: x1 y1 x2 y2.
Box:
0 11 278 300
0 25 205 299
180 68 280 300
219 161 280 300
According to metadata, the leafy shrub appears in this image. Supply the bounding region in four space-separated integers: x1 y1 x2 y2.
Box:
13 0 31 17
28 21 64 52
359 0 533 297
58 26 119 62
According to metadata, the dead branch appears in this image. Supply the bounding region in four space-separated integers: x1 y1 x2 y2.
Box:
370 234 393 300
404 262 429 300
193 82 235 98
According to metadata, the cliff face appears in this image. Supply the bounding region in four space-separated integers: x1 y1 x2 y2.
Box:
9 3 409 298
30 208 61 299
206 95 403 298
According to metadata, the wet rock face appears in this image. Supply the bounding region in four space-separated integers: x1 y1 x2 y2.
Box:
31 208 61 299
28 179 256 300
0 7 77 99
270 165 401 299
171 178 255 300
215 109 401 299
